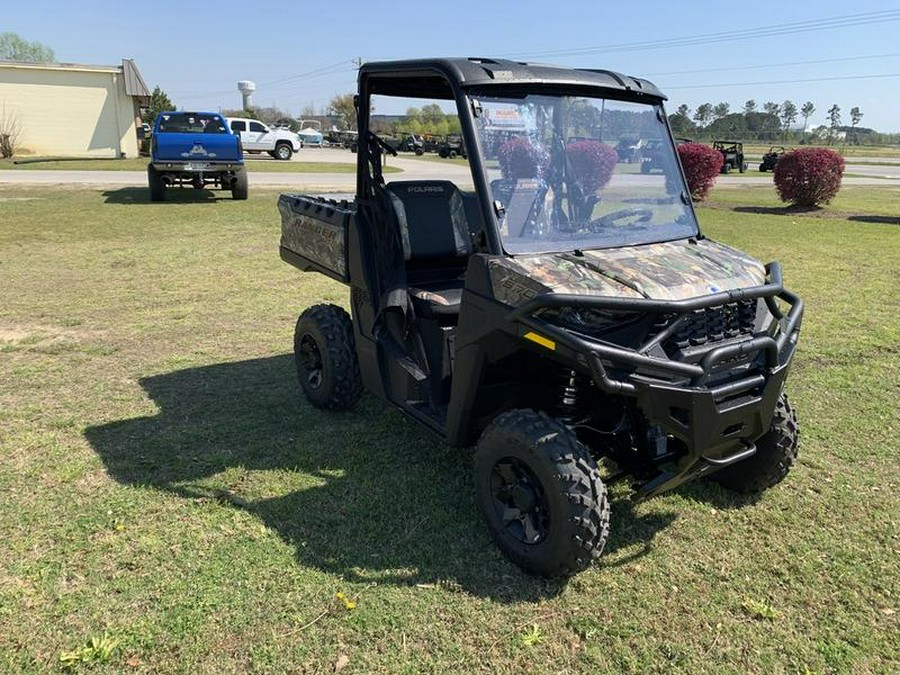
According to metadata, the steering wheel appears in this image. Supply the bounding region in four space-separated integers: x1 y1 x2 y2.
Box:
590 207 653 230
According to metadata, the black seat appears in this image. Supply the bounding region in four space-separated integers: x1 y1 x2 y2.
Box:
384 181 473 318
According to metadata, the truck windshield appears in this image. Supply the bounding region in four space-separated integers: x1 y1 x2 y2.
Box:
156 113 228 134
472 94 698 254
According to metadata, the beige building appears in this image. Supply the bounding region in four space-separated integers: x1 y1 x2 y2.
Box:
0 59 150 158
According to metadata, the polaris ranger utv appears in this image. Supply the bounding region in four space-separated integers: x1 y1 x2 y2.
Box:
713 140 748 174
278 58 803 577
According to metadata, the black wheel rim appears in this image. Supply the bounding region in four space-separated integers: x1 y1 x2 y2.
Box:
489 457 550 545
298 334 324 390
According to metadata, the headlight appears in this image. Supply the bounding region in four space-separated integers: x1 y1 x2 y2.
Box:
537 307 640 335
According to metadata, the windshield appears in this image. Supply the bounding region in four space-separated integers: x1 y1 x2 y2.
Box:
156 113 228 134
472 94 698 254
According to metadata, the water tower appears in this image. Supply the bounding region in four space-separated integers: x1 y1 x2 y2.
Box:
237 80 256 110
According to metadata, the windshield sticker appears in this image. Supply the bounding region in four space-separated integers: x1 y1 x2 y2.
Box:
475 95 698 254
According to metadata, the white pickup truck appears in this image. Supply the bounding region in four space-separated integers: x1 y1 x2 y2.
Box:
228 118 302 160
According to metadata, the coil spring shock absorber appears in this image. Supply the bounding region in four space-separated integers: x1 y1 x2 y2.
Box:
558 369 582 425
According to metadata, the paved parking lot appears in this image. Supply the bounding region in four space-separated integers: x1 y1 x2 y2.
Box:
1 147 897 190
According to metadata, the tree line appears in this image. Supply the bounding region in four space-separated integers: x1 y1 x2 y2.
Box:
668 99 886 145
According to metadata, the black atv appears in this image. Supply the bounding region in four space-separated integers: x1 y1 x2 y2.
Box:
759 146 786 172
278 58 803 577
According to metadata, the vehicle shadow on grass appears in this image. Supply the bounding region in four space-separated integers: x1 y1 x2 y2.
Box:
848 214 900 225
84 355 681 601
102 187 232 204
732 205 899 225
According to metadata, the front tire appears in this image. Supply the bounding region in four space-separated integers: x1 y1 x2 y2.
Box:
293 304 362 411
710 394 799 494
274 143 293 160
474 409 610 577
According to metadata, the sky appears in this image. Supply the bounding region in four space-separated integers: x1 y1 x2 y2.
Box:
5 0 900 132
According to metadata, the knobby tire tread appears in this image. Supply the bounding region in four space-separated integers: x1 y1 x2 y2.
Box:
295 304 362 411
476 409 610 577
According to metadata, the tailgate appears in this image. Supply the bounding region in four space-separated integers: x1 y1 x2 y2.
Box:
278 194 354 283
154 134 241 163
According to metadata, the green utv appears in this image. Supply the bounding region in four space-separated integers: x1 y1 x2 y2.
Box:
278 58 803 577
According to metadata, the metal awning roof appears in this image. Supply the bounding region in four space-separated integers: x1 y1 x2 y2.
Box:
122 58 150 101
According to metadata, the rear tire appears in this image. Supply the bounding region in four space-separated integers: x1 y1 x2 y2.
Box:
148 165 166 202
710 394 799 494
274 143 293 160
231 169 248 200
293 304 362 411
474 409 609 577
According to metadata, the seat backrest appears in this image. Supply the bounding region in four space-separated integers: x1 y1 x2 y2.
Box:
384 181 472 264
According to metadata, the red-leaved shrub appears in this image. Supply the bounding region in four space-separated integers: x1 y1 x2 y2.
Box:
498 137 550 180
565 140 618 193
773 147 845 207
677 143 723 201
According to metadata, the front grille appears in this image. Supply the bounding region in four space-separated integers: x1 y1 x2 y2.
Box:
662 299 757 352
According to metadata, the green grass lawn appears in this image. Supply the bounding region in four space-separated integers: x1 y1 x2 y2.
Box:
0 185 897 673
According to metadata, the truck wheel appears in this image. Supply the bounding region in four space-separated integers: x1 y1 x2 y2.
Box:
448 150 458 159
722 163 731 174
474 409 609 577
274 143 293 160
710 394 799 494
640 161 650 174
293 304 362 411
231 170 248 200
148 165 166 202
415 147 424 156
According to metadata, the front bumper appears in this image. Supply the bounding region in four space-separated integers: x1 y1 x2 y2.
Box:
509 262 803 499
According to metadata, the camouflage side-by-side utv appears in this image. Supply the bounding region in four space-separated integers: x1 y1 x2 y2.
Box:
277 58 804 577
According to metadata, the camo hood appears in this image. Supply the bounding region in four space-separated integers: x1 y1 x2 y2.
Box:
489 239 767 306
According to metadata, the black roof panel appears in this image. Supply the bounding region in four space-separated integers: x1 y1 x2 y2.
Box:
359 57 666 101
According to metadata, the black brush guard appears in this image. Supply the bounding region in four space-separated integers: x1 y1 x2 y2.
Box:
507 262 804 499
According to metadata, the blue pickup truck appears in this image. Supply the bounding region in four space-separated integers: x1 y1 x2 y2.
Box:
148 111 248 201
